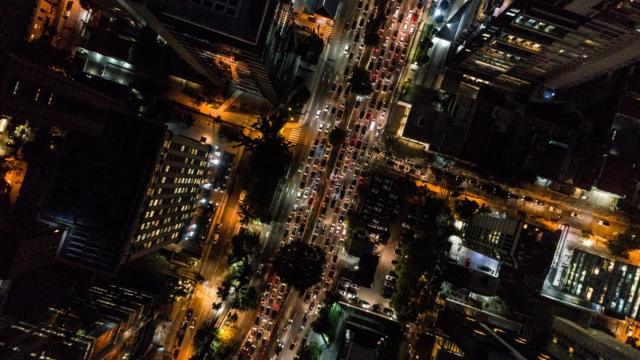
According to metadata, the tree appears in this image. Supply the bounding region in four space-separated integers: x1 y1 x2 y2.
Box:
234 111 293 222
364 32 381 46
297 342 322 360
391 197 451 320
455 199 479 220
274 241 325 292
311 306 334 343
328 127 347 147
349 68 374 96
296 32 324 64
288 86 311 113
608 233 640 258
231 286 260 310
229 229 260 264
238 201 258 226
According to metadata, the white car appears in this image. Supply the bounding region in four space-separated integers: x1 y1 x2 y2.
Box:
343 44 350 54
315 109 321 118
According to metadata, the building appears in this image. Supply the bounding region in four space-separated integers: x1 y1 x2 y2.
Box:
448 0 640 92
559 249 640 320
462 213 523 268
0 53 135 137
547 316 640 360
0 284 156 360
43 130 210 273
24 0 92 51
127 135 210 261
114 0 298 105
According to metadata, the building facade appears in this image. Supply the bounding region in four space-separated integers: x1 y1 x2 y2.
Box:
547 316 640 360
560 249 640 320
115 0 298 105
448 0 640 92
0 284 156 360
127 134 210 261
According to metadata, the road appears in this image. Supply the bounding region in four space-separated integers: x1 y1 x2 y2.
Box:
231 1 427 359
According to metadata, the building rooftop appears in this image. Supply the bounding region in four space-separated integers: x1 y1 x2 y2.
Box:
40 116 167 273
150 0 279 50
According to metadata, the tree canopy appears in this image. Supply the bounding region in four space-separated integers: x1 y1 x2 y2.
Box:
608 232 640 258
392 197 451 320
296 32 325 64
328 127 347 146
297 342 322 360
273 241 325 292
229 229 261 264
455 199 479 220
288 86 311 113
364 32 381 46
235 111 292 222
349 68 374 96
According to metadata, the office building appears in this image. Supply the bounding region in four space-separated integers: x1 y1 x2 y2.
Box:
0 284 156 360
547 316 640 360
0 53 134 137
448 0 640 92
559 249 640 320
43 130 211 273
114 0 298 105
462 213 523 267
128 134 210 261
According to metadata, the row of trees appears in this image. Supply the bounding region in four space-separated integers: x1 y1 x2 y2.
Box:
235 111 293 223
218 230 261 310
391 194 452 321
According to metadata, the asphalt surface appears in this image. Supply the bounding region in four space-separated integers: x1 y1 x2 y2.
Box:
233 1 427 359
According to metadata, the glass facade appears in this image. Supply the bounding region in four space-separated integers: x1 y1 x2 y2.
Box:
561 249 640 319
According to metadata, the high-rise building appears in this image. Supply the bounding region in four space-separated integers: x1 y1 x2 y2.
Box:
0 284 156 360
127 135 210 261
448 0 640 92
44 131 211 273
113 0 298 105
462 213 523 267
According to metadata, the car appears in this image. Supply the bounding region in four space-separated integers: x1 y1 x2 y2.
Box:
343 44 350 54
570 211 584 220
289 339 297 350
383 307 394 317
597 219 610 226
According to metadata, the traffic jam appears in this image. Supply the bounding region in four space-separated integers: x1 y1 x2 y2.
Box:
239 0 421 358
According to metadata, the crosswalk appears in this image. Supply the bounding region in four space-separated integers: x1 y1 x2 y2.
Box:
287 127 303 145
